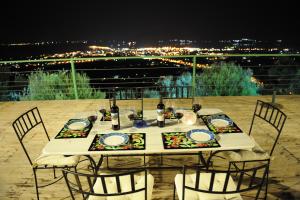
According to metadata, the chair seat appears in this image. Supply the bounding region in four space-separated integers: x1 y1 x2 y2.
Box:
175 173 242 200
88 174 154 200
33 154 80 167
220 141 270 161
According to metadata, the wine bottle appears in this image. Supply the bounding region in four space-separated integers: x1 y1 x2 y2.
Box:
157 96 165 127
111 97 120 130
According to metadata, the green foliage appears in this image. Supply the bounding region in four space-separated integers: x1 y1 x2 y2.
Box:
0 66 10 101
175 72 192 97
115 90 141 99
21 71 105 100
143 89 160 98
158 75 176 98
155 72 192 98
267 67 300 94
195 63 259 96
289 69 300 94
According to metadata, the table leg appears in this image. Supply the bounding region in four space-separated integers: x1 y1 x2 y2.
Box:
84 155 103 175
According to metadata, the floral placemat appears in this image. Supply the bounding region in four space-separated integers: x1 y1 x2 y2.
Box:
55 119 93 139
134 110 143 120
89 133 146 151
200 114 243 134
161 132 220 149
100 110 112 121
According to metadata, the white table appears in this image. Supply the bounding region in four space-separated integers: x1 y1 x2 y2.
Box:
43 109 255 156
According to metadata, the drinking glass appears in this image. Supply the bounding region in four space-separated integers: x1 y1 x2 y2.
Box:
175 111 184 124
99 106 106 125
88 110 98 123
192 100 202 113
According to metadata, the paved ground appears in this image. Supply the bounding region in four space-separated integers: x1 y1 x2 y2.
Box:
0 95 299 199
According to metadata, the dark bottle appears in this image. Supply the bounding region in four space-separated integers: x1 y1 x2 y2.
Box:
157 96 165 127
111 97 120 130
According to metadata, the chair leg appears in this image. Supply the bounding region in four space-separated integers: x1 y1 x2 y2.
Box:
173 182 176 200
73 166 85 199
265 171 269 200
33 168 40 200
106 155 110 169
53 167 56 179
89 158 95 174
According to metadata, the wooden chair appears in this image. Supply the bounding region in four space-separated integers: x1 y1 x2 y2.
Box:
62 168 154 200
174 160 269 200
12 107 81 200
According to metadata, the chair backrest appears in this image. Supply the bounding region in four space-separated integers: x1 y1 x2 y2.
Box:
12 107 50 165
182 161 269 200
249 100 287 156
62 169 148 200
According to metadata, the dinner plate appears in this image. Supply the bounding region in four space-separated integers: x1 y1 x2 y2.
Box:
186 129 215 142
100 133 129 146
210 119 231 127
65 119 90 130
207 115 233 128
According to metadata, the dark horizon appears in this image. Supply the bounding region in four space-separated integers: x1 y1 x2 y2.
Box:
1 1 300 43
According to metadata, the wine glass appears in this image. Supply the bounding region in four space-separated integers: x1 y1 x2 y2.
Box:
99 106 107 125
175 111 184 124
165 99 175 119
87 110 98 123
128 106 137 120
192 101 202 114
174 107 184 132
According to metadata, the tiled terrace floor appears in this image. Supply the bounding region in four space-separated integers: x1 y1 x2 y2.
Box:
0 96 299 199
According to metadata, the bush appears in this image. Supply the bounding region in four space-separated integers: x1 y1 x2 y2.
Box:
143 89 160 98
0 66 11 101
289 69 300 94
21 71 105 100
195 63 259 96
156 72 192 98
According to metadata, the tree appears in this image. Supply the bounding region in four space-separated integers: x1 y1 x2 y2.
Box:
195 63 259 96
175 72 192 97
0 65 11 101
289 69 300 94
21 70 105 100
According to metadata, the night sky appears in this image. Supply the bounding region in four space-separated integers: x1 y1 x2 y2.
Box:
1 0 299 44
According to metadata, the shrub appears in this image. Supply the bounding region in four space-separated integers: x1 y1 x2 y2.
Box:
156 72 192 98
0 66 11 101
143 89 160 98
21 70 105 100
195 63 259 96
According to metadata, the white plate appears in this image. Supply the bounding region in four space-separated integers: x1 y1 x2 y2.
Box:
66 119 90 130
100 133 129 146
210 118 232 128
186 129 215 142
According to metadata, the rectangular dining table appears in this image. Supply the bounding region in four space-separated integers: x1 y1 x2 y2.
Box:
42 109 256 169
